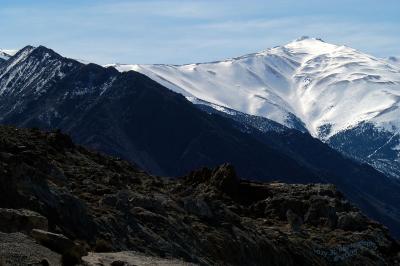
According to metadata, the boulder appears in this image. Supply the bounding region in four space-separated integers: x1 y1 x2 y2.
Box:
0 232 61 266
0 208 48 234
210 164 239 195
30 229 75 254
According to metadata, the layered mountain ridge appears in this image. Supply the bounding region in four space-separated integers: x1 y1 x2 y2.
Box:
109 37 400 178
1 44 400 238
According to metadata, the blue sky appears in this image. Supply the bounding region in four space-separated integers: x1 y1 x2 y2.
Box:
1 0 400 64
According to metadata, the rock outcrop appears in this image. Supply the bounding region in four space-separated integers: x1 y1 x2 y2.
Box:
0 208 48 233
0 126 399 265
0 232 61 266
30 229 76 255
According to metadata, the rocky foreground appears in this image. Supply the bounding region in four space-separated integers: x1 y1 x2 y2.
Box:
0 125 399 265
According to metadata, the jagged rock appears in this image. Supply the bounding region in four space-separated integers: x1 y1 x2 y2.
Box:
210 164 239 195
184 164 240 197
0 126 399 265
30 229 75 254
0 208 48 234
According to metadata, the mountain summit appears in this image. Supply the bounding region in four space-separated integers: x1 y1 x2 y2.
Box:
111 37 397 137
109 38 400 179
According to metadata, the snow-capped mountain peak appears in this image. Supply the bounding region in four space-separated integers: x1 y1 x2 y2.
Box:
284 36 341 57
108 37 400 138
105 37 400 179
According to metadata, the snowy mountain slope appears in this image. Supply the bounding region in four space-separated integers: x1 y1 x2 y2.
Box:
0 46 81 100
109 37 400 137
191 97 291 134
0 49 17 61
108 37 400 178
